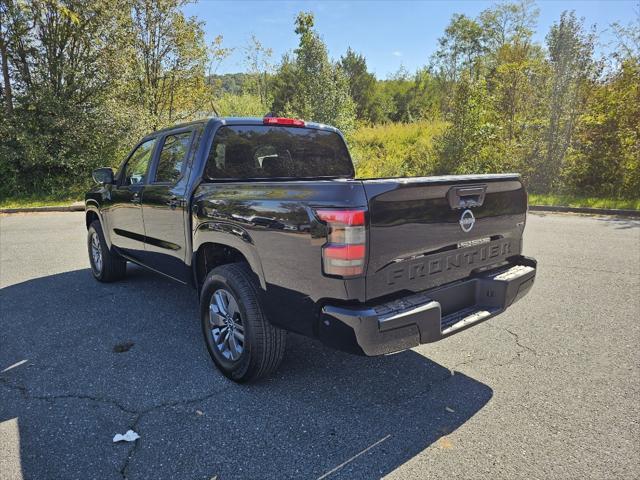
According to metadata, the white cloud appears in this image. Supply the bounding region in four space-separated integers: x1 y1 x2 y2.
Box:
392 51 403 57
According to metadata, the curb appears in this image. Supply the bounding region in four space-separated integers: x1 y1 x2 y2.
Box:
0 202 84 214
529 205 640 218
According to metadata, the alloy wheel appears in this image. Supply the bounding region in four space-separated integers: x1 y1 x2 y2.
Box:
91 232 103 274
209 288 245 361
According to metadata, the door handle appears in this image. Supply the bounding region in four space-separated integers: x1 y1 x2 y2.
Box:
167 196 179 209
447 184 487 209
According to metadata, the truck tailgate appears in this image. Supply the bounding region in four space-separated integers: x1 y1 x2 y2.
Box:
362 174 527 301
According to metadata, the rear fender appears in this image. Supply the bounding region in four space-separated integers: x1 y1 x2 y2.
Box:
192 221 267 290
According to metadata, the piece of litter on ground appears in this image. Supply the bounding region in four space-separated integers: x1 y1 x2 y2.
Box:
113 430 140 443
196 410 204 416
445 406 455 413
2 359 29 373
438 436 454 449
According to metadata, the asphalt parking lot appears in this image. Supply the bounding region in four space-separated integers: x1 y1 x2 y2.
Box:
1 211 639 480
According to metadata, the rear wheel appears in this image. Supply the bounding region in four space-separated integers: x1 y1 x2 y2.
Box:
87 220 126 282
200 263 286 382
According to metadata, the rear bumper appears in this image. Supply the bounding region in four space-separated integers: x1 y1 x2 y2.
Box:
318 255 536 356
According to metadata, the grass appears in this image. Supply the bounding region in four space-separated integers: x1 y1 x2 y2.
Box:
0 195 81 209
529 194 640 211
349 120 447 178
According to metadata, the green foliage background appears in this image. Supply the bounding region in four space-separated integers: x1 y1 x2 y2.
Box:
0 1 638 202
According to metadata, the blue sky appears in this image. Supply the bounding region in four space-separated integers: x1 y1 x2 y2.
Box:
183 1 637 78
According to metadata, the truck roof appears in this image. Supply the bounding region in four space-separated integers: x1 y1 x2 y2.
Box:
143 117 341 139
214 117 341 133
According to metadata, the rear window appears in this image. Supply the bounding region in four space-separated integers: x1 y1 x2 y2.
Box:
204 125 354 180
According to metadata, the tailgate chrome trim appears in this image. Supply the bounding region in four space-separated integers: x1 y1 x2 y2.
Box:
441 308 495 334
492 264 535 281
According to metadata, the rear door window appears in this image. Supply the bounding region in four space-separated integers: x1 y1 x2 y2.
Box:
154 131 192 184
204 125 354 180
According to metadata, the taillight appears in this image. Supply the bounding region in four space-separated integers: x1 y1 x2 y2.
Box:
316 209 367 277
263 117 305 127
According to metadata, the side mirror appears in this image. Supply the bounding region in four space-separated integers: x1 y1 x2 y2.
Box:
92 167 114 185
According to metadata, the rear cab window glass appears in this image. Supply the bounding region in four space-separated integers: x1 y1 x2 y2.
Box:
154 131 192 183
204 125 354 180
123 138 156 186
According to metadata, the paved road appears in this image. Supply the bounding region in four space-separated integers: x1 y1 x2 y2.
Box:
1 212 638 480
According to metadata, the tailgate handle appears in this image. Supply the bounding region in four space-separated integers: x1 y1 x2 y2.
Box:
447 185 487 209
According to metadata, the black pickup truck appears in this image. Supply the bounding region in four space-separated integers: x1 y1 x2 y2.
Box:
86 116 537 382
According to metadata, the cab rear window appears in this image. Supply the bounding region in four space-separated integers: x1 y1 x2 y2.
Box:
204 125 354 180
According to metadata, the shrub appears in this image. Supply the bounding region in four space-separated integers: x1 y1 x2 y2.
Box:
348 121 447 178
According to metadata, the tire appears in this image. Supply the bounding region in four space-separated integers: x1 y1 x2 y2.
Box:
88 220 127 282
200 263 286 382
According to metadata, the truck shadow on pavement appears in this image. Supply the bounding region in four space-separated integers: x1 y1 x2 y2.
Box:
0 266 493 480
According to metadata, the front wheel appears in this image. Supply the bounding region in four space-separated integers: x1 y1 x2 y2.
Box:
200 263 286 382
87 220 126 282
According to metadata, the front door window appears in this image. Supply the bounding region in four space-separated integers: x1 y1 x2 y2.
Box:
123 139 156 186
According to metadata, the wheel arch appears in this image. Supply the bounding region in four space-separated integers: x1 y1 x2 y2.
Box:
85 210 99 229
85 203 112 249
193 241 266 292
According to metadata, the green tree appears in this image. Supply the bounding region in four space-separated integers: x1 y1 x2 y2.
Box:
432 14 486 83
376 68 414 122
480 0 540 52
611 15 640 62
490 44 547 140
339 47 381 122
534 11 598 192
270 12 356 132
125 0 216 129
433 1 546 181
375 67 441 123
0 0 229 199
0 0 133 198
435 75 498 175
243 34 273 111
563 15 640 199
431 13 486 116
0 2 14 114
481 2 548 181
